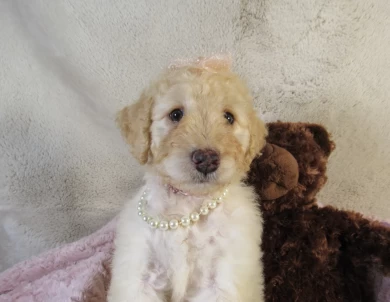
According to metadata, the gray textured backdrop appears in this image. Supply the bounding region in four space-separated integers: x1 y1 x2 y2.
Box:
1 0 389 271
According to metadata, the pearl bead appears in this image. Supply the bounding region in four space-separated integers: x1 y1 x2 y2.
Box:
137 186 230 231
159 221 169 231
200 206 209 215
169 219 179 229
190 212 200 222
180 217 191 227
149 220 158 228
208 201 217 209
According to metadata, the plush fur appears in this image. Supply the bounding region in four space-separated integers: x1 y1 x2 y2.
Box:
108 58 267 302
247 122 390 302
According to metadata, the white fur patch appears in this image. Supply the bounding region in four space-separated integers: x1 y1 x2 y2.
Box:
108 181 264 302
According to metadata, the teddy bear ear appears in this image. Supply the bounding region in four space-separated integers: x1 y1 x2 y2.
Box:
306 124 336 156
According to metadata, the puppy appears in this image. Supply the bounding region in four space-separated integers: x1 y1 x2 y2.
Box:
108 56 267 302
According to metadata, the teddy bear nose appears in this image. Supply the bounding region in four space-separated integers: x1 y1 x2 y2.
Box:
191 149 220 174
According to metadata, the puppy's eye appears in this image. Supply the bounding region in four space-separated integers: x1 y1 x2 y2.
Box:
224 112 234 125
169 109 184 122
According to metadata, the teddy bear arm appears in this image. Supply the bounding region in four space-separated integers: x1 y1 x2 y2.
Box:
340 211 390 274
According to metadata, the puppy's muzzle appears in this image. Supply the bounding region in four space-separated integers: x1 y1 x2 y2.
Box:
191 149 220 175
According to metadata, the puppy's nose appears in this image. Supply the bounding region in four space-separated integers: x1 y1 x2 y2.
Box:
191 149 220 174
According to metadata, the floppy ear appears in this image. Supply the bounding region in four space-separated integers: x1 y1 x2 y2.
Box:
245 114 268 166
116 94 153 164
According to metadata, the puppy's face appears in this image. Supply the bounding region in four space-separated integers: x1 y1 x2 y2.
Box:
117 66 267 194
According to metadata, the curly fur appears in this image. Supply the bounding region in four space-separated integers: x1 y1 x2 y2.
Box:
109 59 267 302
247 122 390 302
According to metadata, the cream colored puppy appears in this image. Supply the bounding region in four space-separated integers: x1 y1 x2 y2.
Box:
108 57 267 302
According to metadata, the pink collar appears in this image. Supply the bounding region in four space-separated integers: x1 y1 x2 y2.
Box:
166 184 213 199
166 184 191 196
165 183 230 200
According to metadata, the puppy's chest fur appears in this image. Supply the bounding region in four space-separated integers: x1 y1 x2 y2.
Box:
145 196 231 292
138 184 258 296
116 183 263 302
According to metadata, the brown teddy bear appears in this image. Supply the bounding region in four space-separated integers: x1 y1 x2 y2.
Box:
247 122 390 302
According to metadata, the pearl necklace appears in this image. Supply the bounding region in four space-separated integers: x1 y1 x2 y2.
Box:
137 187 229 231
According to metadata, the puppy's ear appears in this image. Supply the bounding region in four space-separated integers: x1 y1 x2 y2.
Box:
245 114 268 166
116 94 153 164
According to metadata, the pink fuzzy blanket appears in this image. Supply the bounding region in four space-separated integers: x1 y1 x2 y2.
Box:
0 218 389 302
0 219 117 302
